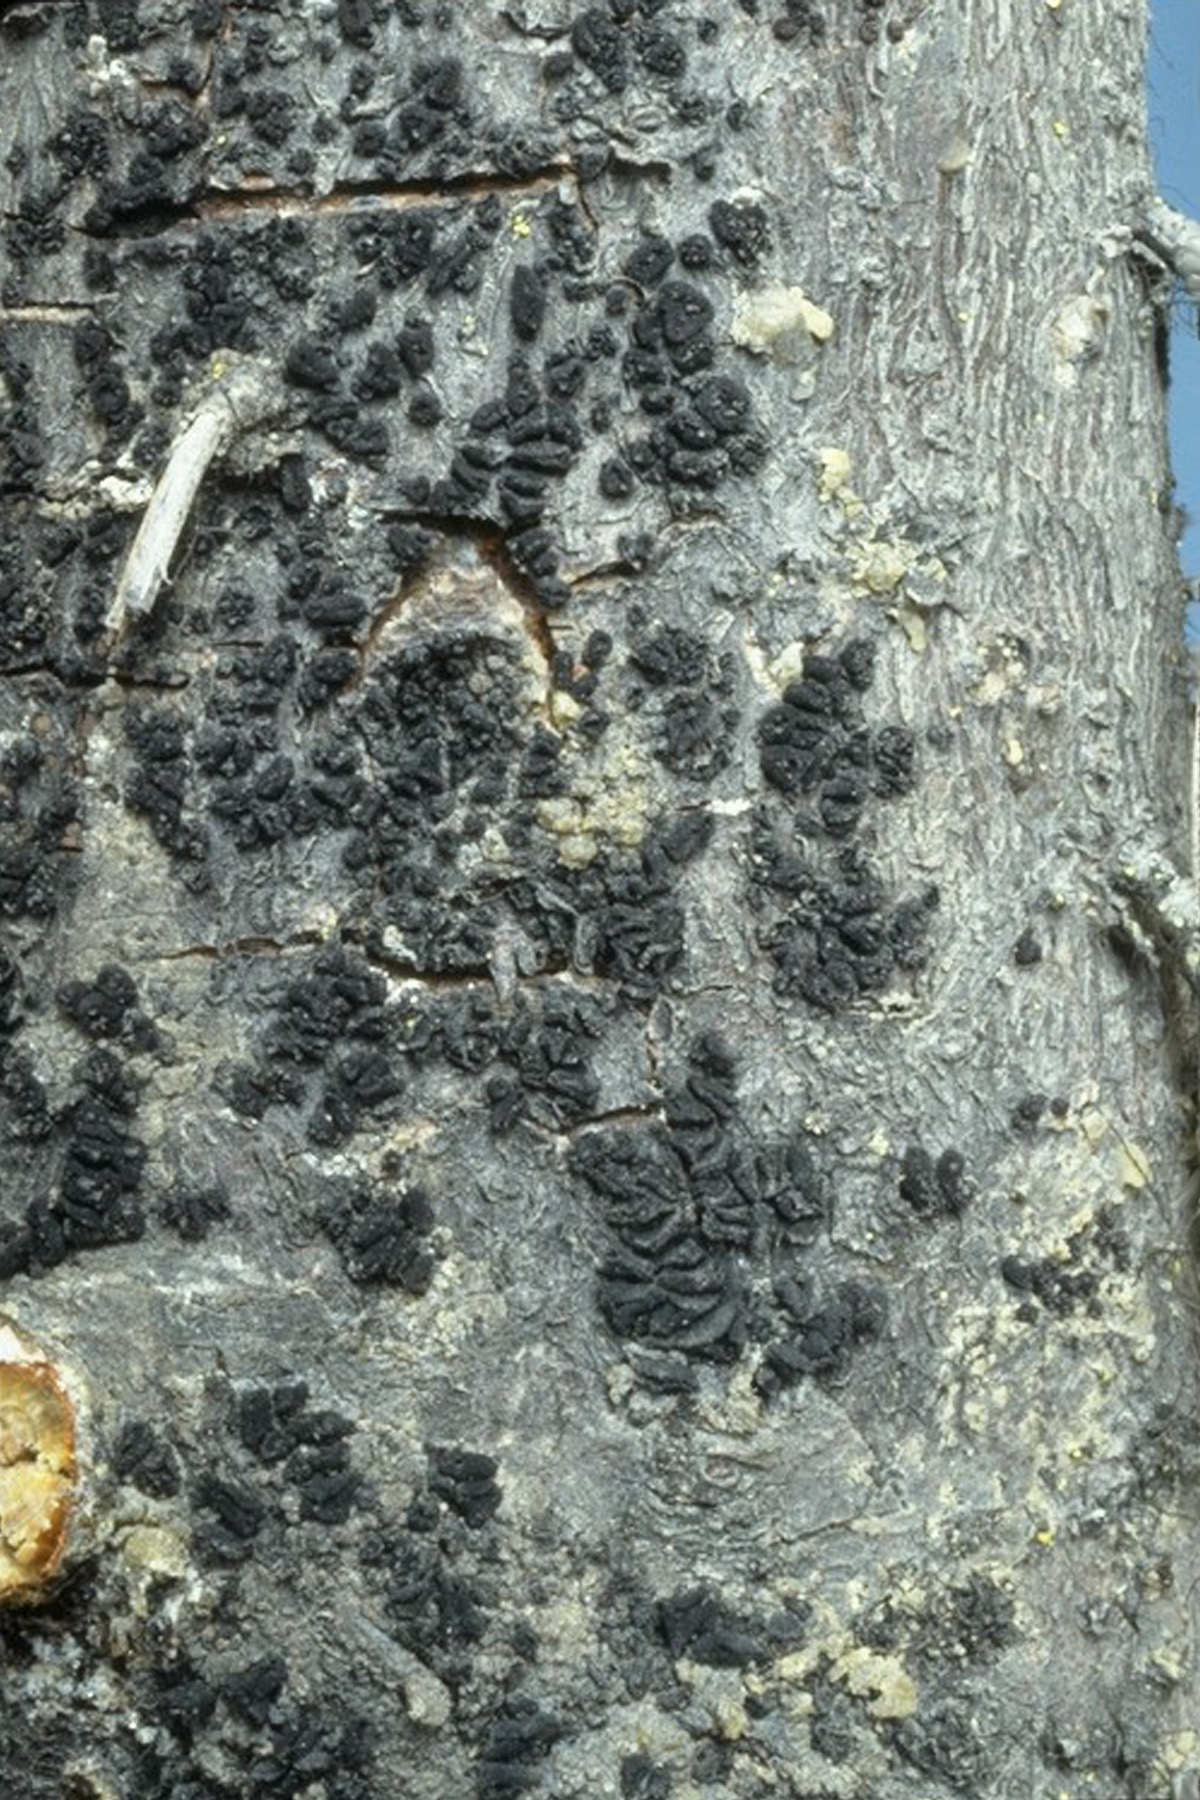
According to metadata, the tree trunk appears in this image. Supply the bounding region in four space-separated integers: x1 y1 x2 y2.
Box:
1 1 1197 1795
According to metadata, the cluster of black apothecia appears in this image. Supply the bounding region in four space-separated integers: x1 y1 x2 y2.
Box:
0 953 153 1278
0 1 916 1069
222 938 610 1149
0 0 989 1409
100 1394 543 1800
571 1032 890 1399
0 8 1006 1798
5 164 775 974
0 0 967 1397
749 637 941 1010
96 1389 830 1800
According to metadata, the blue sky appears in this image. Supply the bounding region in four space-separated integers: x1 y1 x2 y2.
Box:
1149 0 1200 585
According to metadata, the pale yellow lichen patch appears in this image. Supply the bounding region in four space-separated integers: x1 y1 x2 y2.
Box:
1115 1139 1150 1190
1078 1104 1108 1149
605 1360 636 1407
711 1693 748 1741
404 1662 452 1730
731 282 833 356
694 1359 762 1437
479 822 512 867
777 1649 815 1685
119 1523 191 1583
1150 1646 1184 1686
967 635 1027 707
1156 1728 1200 1788
778 1599 921 1732
742 622 814 698
817 446 857 507
896 602 928 653
549 688 582 729
816 451 947 629
676 1661 749 1740
830 1646 918 1720
0 1346 76 1603
769 641 807 687
851 536 911 596
537 741 651 867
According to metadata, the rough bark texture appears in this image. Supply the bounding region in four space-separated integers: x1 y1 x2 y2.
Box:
1 1 1198 1796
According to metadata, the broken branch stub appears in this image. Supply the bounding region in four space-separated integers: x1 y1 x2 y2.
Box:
0 1321 77 1604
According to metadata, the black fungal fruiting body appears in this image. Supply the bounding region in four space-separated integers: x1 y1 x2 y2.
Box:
113 1421 181 1498
628 625 738 780
193 1471 266 1563
998 1202 1128 1322
755 1279 886 1397
225 945 401 1148
475 1702 560 1800
0 1047 148 1278
0 735 81 920
999 1253 1100 1319
191 1377 363 1564
656 1585 766 1668
758 640 900 816
361 1482 489 1688
572 1035 884 1397
429 1445 503 1528
751 638 937 1009
321 1179 436 1291
572 1123 747 1362
899 1144 968 1219
125 706 210 873
58 963 158 1051
708 198 770 268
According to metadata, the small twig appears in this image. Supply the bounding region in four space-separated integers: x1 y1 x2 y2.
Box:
105 354 281 646
1112 842 1200 1192
1110 847 1200 997
1137 196 1200 302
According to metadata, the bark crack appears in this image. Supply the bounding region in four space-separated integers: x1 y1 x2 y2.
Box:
73 167 574 241
351 937 592 996
149 932 327 962
557 1104 666 1135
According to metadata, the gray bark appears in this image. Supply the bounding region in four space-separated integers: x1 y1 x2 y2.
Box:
0 1 1197 1796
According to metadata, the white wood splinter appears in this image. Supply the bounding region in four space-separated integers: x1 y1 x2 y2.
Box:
106 355 280 644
